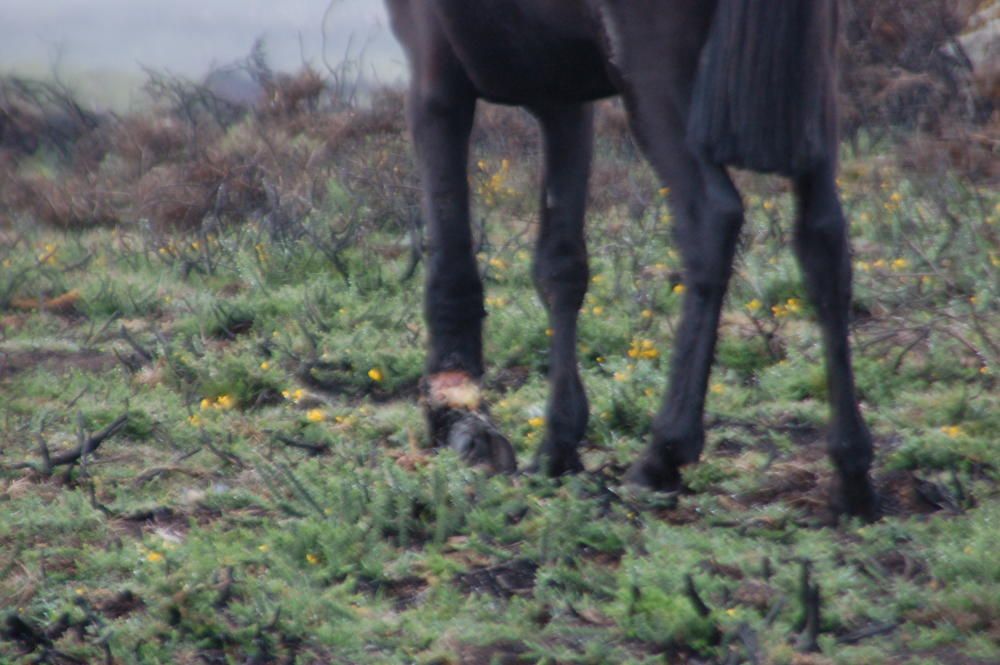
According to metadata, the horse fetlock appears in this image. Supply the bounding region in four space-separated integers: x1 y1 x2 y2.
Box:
650 422 705 466
533 440 584 477
624 454 683 493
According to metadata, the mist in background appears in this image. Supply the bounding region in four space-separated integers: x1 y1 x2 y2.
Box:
0 0 404 106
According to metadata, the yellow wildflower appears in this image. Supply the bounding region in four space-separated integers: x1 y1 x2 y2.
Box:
785 298 802 313
368 368 384 382
258 544 269 553
641 309 653 319
745 298 762 313
146 551 164 563
672 283 686 295
710 383 725 395
940 425 963 438
215 394 236 410
592 306 604 316
260 361 271 370
306 409 326 423
528 416 545 429
306 553 320 565
188 414 202 427
891 258 908 271
200 397 214 410
545 327 554 337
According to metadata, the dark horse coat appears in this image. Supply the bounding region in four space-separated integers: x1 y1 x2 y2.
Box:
386 0 876 519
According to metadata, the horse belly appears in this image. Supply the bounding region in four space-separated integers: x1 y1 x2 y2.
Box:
432 0 616 103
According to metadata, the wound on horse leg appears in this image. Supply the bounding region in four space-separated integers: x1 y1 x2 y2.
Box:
422 370 516 473
424 370 483 412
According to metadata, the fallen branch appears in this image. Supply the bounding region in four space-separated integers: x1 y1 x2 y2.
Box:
132 447 203 487
796 560 822 653
274 433 330 456
737 622 760 665
837 621 899 645
119 324 154 363
7 414 129 476
684 573 712 618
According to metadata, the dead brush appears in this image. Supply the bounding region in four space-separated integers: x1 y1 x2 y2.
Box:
840 0 988 136
18 171 122 228
111 114 191 175
258 67 325 121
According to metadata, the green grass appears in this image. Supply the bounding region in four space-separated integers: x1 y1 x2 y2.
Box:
0 156 997 664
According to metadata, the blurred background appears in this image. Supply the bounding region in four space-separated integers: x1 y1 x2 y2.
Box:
0 0 404 108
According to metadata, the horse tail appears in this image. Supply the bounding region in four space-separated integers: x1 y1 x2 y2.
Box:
688 0 839 176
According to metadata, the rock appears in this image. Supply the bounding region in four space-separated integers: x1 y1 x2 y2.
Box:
959 2 1000 103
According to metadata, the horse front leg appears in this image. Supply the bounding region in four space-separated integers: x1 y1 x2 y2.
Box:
410 82 515 473
529 103 594 476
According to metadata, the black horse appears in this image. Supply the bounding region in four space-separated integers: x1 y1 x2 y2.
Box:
386 0 877 519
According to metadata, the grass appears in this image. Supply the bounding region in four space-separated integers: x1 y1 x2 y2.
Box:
0 146 997 664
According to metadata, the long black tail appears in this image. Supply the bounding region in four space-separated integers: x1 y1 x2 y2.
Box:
688 0 839 176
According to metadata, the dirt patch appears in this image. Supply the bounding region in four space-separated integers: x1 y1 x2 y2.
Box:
0 348 117 379
355 575 428 611
486 365 534 394
455 641 535 665
456 558 538 599
92 589 145 620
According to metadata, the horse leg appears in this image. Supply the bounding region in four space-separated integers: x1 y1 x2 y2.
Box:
793 163 877 519
617 77 744 491
409 70 515 472
529 103 594 476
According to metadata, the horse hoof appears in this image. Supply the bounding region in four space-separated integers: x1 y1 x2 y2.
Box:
624 456 682 493
446 411 517 474
832 472 880 522
528 448 585 477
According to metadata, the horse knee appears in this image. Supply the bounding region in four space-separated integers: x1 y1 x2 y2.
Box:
533 248 589 311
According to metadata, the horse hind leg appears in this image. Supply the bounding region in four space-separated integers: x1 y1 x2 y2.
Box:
409 67 516 473
617 73 744 491
793 163 878 520
529 103 594 476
